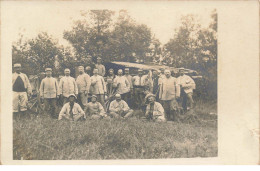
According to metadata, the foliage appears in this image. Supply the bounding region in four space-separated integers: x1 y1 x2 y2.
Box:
63 10 152 63
164 9 217 100
12 32 65 76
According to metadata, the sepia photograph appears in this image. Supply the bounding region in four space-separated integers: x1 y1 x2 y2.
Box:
1 0 259 165
10 2 217 160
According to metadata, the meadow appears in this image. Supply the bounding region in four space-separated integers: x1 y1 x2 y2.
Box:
13 101 217 160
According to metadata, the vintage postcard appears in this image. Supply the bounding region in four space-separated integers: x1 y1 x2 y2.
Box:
0 0 259 165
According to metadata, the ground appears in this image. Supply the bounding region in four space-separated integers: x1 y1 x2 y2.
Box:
13 100 217 160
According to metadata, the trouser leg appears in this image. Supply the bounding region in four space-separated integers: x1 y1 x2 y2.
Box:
161 101 167 120
50 98 57 118
123 109 133 118
90 115 102 119
44 99 50 116
79 93 88 110
126 92 133 108
110 112 120 118
74 113 84 121
162 101 170 121
13 92 19 113
97 94 106 110
187 93 194 109
19 92 28 112
182 91 187 112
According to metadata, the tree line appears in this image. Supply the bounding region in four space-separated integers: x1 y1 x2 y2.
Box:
12 9 217 100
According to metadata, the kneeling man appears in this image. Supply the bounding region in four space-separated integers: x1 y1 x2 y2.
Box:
58 94 85 121
109 94 133 118
145 94 166 122
85 95 107 119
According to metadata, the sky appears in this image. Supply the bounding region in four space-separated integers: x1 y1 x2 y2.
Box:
3 1 215 47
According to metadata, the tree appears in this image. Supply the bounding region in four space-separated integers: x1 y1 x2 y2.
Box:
164 10 218 100
64 10 152 63
64 10 115 62
164 14 202 68
12 32 64 76
110 10 152 62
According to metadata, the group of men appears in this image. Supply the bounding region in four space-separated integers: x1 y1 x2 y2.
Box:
12 57 196 122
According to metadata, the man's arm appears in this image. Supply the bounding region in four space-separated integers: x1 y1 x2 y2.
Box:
122 101 130 111
145 106 149 116
125 77 130 90
109 101 117 113
58 78 63 95
77 104 85 118
102 65 106 77
39 79 44 98
58 104 67 120
98 103 107 116
85 74 91 93
101 77 107 93
175 79 180 98
73 78 78 95
155 103 165 116
54 78 59 98
24 74 32 95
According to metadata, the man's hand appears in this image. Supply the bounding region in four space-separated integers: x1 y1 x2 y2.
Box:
28 92 32 97
84 91 88 95
131 88 134 95
57 95 60 99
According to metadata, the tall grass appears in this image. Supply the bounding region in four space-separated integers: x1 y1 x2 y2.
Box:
13 103 217 160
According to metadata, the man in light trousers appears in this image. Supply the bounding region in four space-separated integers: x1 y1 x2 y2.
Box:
159 69 180 121
12 63 32 118
76 66 91 110
40 68 59 118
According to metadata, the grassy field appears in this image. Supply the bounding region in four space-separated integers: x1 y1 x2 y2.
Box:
13 101 217 160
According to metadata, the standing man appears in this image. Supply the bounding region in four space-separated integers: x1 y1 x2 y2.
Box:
177 68 196 113
151 69 160 101
59 68 78 105
95 57 106 77
113 69 130 101
109 94 133 119
36 72 46 113
132 69 147 110
12 63 32 118
144 94 166 122
90 68 107 109
40 68 59 118
159 69 180 121
124 68 133 106
76 66 91 110
106 68 117 95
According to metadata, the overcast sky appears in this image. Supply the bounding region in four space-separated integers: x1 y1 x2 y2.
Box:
4 1 215 46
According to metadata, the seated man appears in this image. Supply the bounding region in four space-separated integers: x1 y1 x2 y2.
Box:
144 94 166 122
109 94 133 119
58 94 85 121
85 95 107 119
